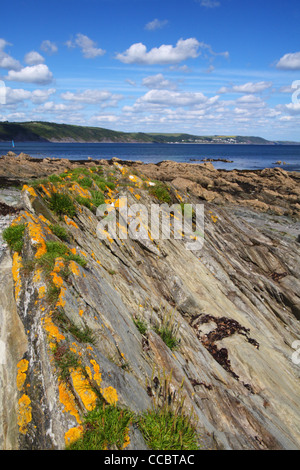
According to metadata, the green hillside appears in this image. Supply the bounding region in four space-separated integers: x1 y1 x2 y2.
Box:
0 121 292 145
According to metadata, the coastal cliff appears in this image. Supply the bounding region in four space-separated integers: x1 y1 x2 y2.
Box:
0 154 299 450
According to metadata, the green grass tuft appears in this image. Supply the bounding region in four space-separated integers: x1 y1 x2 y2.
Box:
2 223 25 252
49 192 76 218
67 403 134 450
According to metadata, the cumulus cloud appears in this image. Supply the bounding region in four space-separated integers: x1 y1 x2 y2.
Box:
61 89 123 107
0 38 21 71
3 87 56 105
142 74 178 90
219 81 273 94
276 52 300 70
24 51 45 65
137 89 212 107
66 34 106 59
116 38 201 65
145 19 168 31
40 40 58 55
5 64 54 85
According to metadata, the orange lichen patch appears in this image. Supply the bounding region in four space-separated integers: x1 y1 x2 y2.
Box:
38 214 51 226
97 228 114 244
71 368 98 411
123 429 131 449
64 215 79 229
50 271 64 289
16 359 29 391
22 185 37 198
33 268 42 284
17 394 32 435
211 215 218 223
69 260 80 276
79 309 84 317
38 285 46 299
27 220 47 258
102 386 118 406
52 257 65 273
12 252 23 301
90 359 102 387
59 381 82 424
79 250 87 258
65 426 84 447
56 286 67 308
40 184 52 198
114 197 127 209
134 193 141 200
42 314 65 343
70 183 91 199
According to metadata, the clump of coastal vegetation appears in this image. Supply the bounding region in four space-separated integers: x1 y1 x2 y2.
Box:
2 223 25 252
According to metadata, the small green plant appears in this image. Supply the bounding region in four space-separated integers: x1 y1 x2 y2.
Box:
79 177 93 189
91 190 105 207
49 224 68 241
48 174 62 184
149 182 171 204
49 192 76 218
2 223 25 252
53 344 81 380
133 316 148 336
153 308 180 351
140 371 200 450
67 402 134 450
139 407 199 450
53 308 96 344
75 196 93 210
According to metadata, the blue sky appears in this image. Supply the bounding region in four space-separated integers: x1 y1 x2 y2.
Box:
0 0 300 140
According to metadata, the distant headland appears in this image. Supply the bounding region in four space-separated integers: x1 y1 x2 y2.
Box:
0 121 299 145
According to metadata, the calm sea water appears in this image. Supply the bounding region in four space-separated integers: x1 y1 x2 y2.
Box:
0 142 300 171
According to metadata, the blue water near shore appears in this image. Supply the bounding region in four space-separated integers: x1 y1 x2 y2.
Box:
0 142 300 171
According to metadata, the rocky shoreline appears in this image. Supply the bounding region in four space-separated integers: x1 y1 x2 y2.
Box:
0 152 299 450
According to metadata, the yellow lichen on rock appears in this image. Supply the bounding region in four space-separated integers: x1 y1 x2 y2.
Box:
59 381 81 424
64 426 83 447
16 359 29 391
17 394 32 435
102 386 118 406
71 368 98 411
12 252 23 301
42 314 65 343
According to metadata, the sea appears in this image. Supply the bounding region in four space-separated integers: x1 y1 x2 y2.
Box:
0 142 300 171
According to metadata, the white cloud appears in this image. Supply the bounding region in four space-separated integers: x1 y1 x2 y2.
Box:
0 39 21 71
40 40 58 55
219 81 273 94
2 87 56 105
142 74 178 90
24 51 45 65
116 38 201 65
61 89 123 106
67 34 106 59
199 0 220 7
5 64 53 84
30 88 56 104
276 52 300 70
145 19 168 31
137 89 212 107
